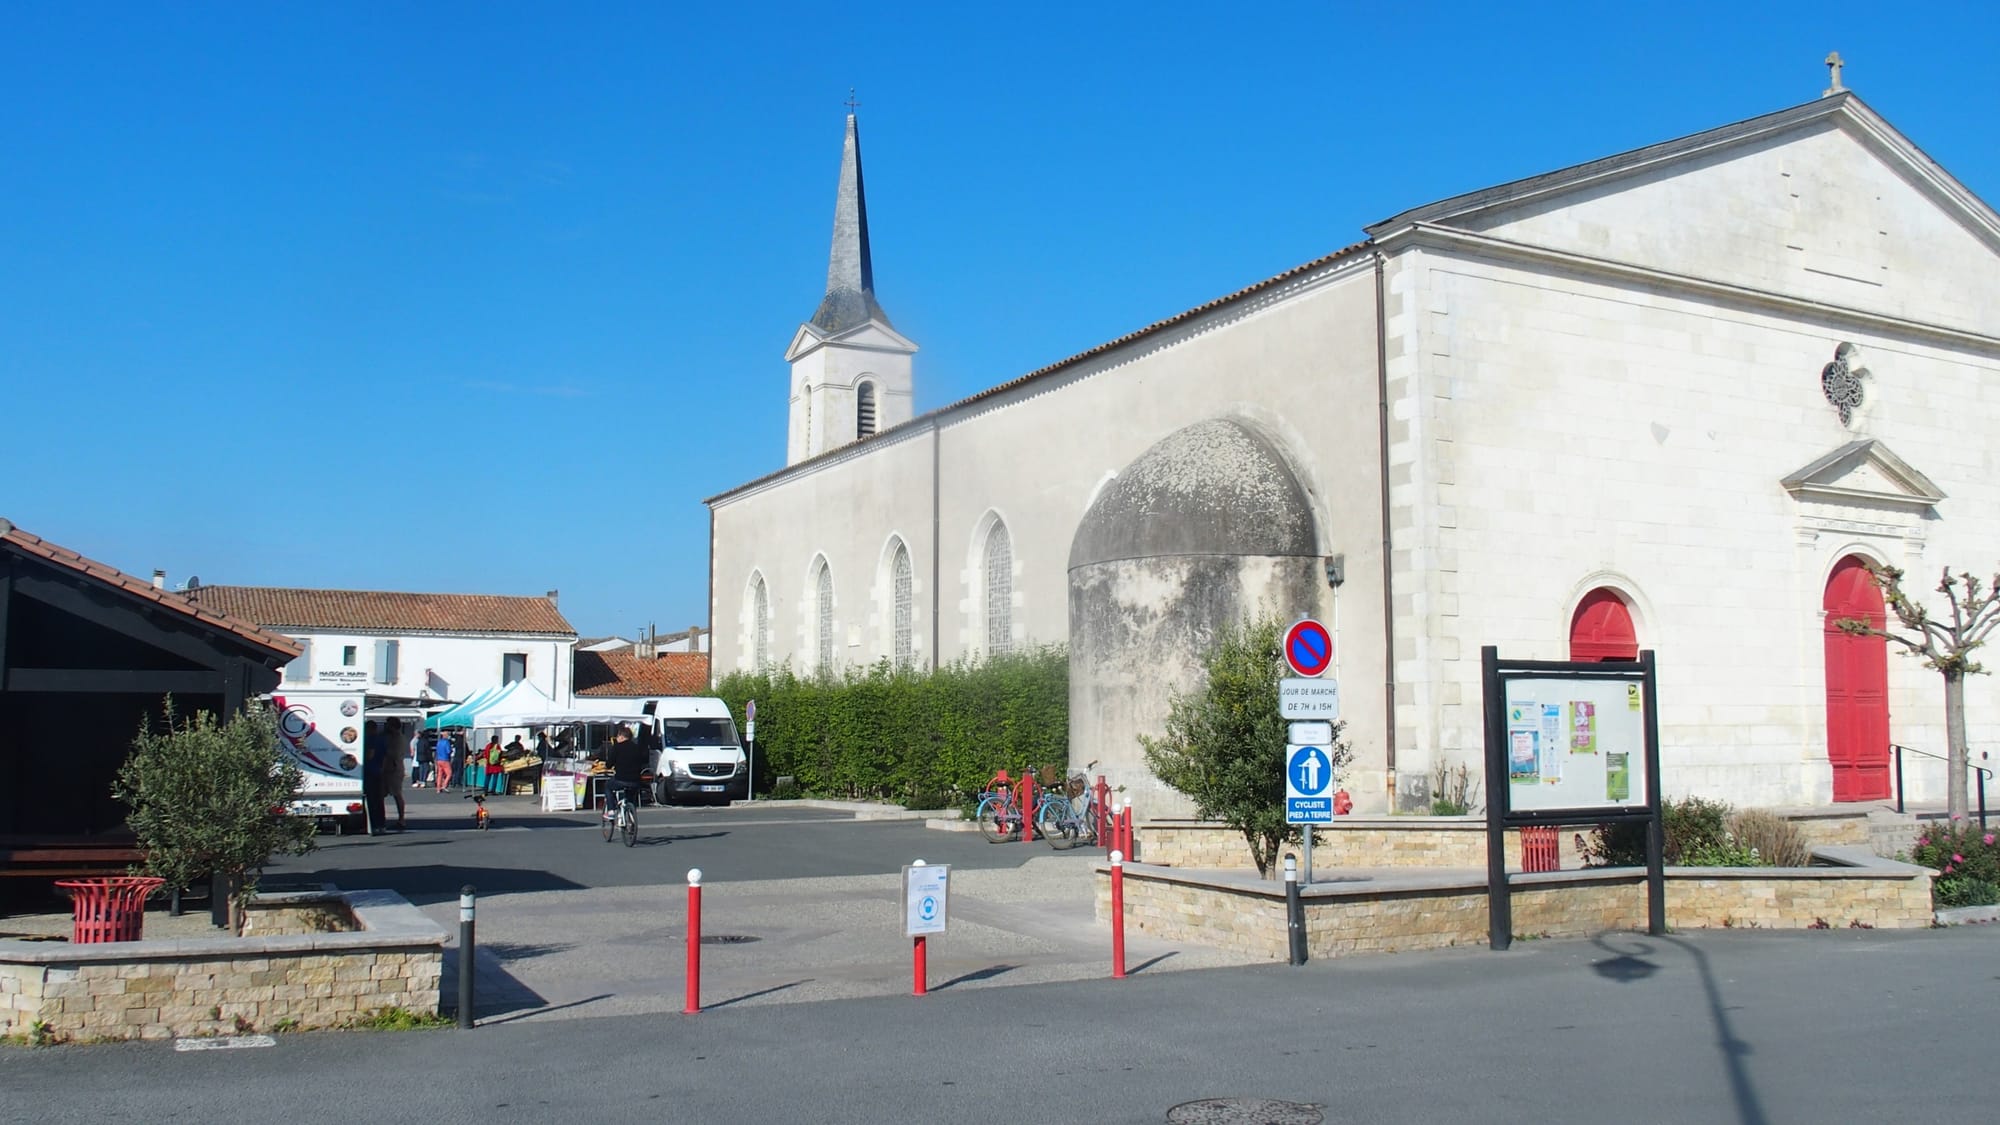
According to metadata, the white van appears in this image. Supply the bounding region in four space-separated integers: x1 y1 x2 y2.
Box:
590 697 747 805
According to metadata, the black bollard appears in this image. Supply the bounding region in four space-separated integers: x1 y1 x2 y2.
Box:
458 884 476 1029
1284 854 1307 965
209 871 229 929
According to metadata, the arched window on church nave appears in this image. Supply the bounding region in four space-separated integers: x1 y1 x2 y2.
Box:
856 381 877 439
748 573 771 672
984 520 1013 657
1568 587 1638 662
891 542 914 668
814 559 835 676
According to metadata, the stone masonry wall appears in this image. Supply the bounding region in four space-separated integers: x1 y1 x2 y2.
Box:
1140 818 1599 870
0 889 442 1042
1097 852 1934 959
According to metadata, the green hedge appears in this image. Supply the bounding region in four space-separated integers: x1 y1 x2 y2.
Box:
713 645 1068 801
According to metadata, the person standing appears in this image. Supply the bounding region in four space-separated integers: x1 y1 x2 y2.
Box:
361 722 388 836
382 718 409 831
451 733 470 793
490 737 513 795
434 731 453 792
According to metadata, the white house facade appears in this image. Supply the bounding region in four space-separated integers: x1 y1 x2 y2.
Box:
191 586 578 709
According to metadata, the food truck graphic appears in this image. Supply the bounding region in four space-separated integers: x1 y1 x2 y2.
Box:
272 691 367 833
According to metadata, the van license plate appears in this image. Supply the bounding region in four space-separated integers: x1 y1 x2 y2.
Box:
699 785 725 793
298 803 331 816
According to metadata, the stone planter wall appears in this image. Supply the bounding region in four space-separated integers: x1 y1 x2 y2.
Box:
1139 817 1594 871
0 889 443 1042
1096 847 1934 960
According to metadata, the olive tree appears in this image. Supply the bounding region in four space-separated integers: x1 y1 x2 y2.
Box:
113 700 318 933
1142 616 1350 877
1837 563 2000 820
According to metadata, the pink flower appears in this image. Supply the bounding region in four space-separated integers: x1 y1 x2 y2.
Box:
1985 835 1995 846
1918 837 1930 847
1945 865 1955 874
1954 853 1965 863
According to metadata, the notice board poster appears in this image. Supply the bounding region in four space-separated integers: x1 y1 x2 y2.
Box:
1503 677 1648 812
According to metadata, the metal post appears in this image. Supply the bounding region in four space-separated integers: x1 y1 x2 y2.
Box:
1979 767 1988 832
457 885 476 1029
1284 854 1307 965
684 869 702 1014
1022 773 1037 843
210 871 229 929
911 859 928 995
1109 850 1127 979
1302 821 1314 888
1895 745 1905 814
745 737 755 804
1094 776 1110 850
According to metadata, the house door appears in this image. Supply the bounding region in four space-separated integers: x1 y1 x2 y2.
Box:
1823 556 1890 802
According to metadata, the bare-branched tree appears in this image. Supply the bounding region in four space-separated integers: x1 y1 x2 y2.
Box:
1837 563 2000 819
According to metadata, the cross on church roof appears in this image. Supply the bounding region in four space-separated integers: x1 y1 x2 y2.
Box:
1824 51 1845 97
845 88 861 115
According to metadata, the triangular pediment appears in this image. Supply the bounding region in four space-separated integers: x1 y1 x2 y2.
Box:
785 318 918 363
1365 95 2000 335
1781 439 1945 510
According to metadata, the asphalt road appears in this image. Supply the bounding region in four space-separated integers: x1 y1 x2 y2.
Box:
4 925 1996 1124
262 791 1090 905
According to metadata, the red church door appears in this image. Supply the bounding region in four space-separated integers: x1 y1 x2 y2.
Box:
1569 589 1638 662
1823 556 1890 802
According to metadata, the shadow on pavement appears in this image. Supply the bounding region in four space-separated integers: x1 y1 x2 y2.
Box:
441 945 552 1022
279 865 588 905
1127 951 1178 974
1592 933 1766 1125
704 980 816 1010
935 964 1017 990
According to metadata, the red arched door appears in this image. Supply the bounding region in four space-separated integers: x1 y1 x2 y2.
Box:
1569 589 1638 662
1824 556 1890 802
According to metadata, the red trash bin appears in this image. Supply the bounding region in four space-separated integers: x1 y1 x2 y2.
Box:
56 877 165 943
1521 827 1560 873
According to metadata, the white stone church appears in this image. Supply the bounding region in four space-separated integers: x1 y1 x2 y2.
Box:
707 83 2000 815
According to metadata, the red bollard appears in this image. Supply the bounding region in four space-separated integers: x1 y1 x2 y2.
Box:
683 868 703 1014
1116 805 1134 860
1110 849 1127 979
1094 776 1110 849
913 935 927 996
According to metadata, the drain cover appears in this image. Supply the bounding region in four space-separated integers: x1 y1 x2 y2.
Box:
1166 1099 1324 1124
699 934 759 945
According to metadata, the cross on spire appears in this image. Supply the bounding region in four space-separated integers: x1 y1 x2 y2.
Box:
1824 51 1845 97
845 88 861 115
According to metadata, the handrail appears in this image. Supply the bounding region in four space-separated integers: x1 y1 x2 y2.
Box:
1890 743 1990 829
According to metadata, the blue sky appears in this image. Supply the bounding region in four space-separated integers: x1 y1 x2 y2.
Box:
3 3 1992 637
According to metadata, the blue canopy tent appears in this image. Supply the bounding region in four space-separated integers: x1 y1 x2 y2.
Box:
424 685 503 730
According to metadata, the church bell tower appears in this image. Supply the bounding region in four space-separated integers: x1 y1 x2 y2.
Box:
786 108 917 465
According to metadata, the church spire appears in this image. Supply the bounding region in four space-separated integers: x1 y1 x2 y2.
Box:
810 105 891 334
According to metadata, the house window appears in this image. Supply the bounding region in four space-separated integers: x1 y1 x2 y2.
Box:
985 521 1013 657
282 640 310 684
815 561 834 675
892 543 913 668
751 575 771 672
502 652 527 685
342 645 358 668
857 382 877 438
373 639 400 685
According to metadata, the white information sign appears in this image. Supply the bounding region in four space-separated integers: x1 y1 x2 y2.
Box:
313 668 369 687
1285 744 1335 825
541 773 578 812
1502 678 1648 812
744 720 756 742
1279 678 1341 720
1288 721 1334 746
901 863 949 937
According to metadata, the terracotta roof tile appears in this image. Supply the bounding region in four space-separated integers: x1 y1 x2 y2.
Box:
192 586 577 636
574 650 711 697
0 519 301 660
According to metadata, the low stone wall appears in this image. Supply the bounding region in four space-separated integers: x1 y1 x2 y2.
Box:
1140 818 1593 871
0 889 444 1042
1096 848 1935 960
242 885 360 937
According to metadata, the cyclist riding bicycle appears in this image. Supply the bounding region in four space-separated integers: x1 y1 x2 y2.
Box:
598 725 648 816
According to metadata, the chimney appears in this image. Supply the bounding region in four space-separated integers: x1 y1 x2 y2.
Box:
546 589 559 605
152 569 167 590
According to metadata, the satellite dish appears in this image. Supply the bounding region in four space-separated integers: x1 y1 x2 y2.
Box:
186 576 201 589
